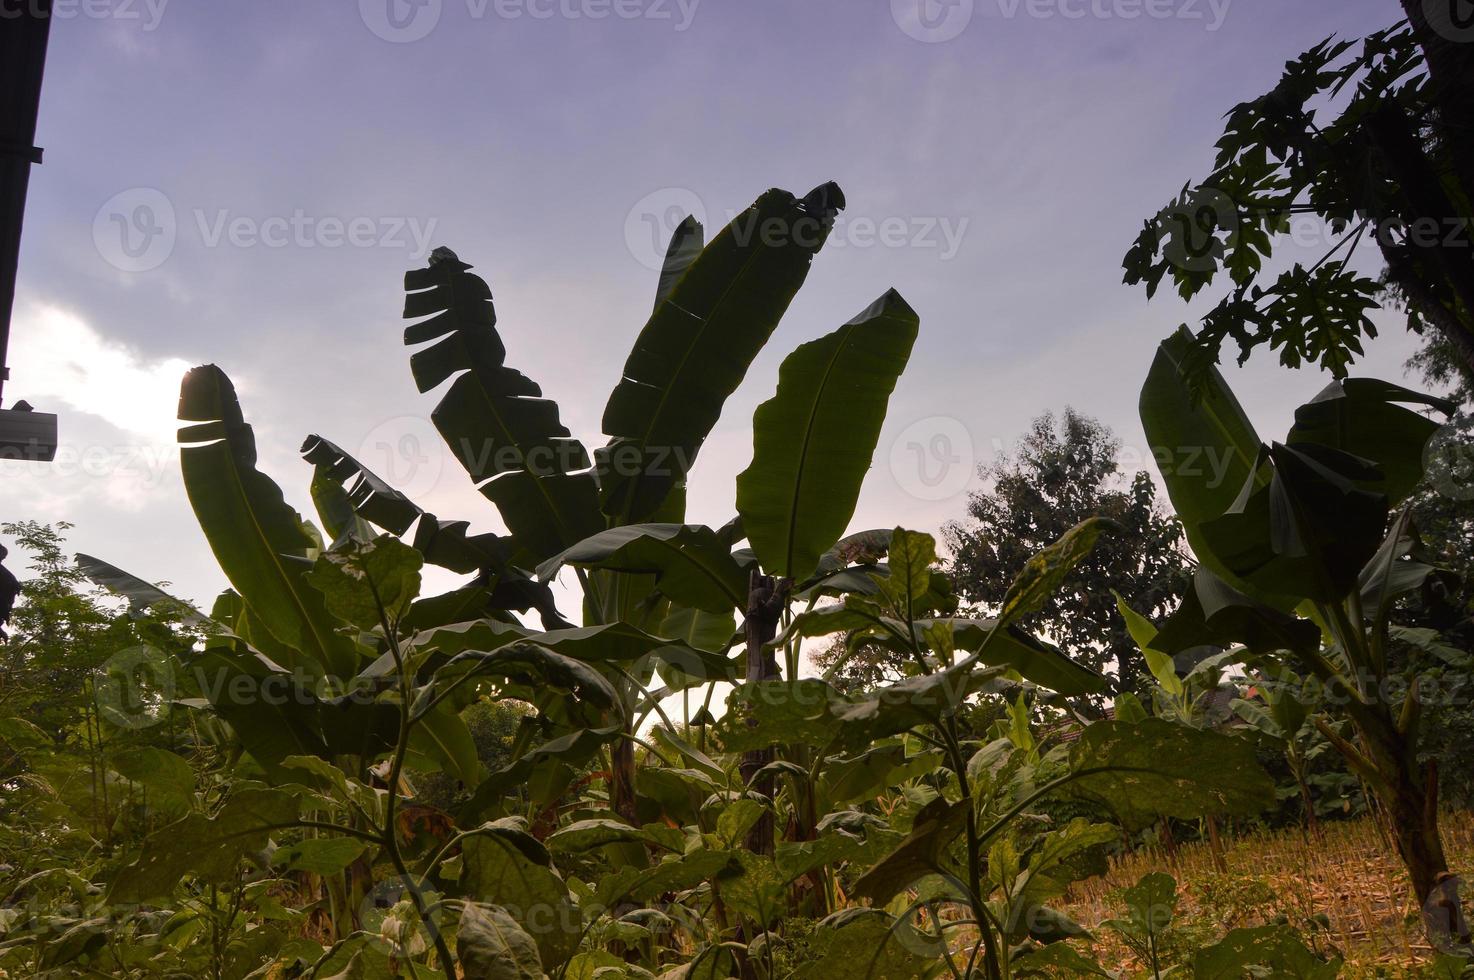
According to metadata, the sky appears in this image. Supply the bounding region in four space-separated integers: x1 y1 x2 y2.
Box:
0 0 1429 613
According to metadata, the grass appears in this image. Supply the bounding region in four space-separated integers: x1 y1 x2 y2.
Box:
1061 812 1474 978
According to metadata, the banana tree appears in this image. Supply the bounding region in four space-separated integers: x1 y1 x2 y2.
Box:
1138 326 1465 934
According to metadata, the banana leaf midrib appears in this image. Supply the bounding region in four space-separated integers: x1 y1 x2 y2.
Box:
187 428 344 672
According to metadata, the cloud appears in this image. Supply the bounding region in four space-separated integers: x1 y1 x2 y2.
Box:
8 301 192 446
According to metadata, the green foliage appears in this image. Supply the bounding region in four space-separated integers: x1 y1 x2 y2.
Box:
946 410 1190 695
1122 21 1474 390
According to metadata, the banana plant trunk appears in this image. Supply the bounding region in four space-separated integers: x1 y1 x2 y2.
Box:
739 570 787 856
611 735 638 824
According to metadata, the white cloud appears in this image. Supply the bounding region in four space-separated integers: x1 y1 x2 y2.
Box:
8 302 192 445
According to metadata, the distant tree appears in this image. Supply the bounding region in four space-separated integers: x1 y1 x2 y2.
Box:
942 410 1190 697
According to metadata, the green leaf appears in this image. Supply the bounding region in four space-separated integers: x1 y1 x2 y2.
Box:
999 518 1117 627
715 679 849 754
418 643 622 717
1199 442 1388 603
546 818 682 854
409 702 483 786
74 554 209 626
403 249 601 564
653 214 704 311
793 908 942 980
1118 871 1177 937
1068 718 1274 830
301 434 508 576
1140 328 1267 594
851 798 968 904
305 534 423 630
460 827 581 968
178 365 358 680
1192 924 1342 979
110 747 195 804
1112 590 1159 655
935 619 1107 696
1288 378 1452 506
736 289 919 581
456 903 545 980
600 184 845 522
463 727 620 822
110 787 298 902
873 528 936 614
1150 568 1322 659
275 837 369 875
536 523 748 612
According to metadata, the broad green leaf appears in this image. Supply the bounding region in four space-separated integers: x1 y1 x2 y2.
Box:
659 604 737 654
1140 328 1266 593
999 518 1116 627
305 534 423 630
1119 871 1178 936
1288 378 1452 505
403 249 601 564
793 908 942 980
456 903 545 980
653 214 704 311
1113 691 1149 723
308 453 375 547
546 818 682 854
1012 941 1113 977
463 727 621 822
74 554 209 626
715 851 786 925
110 747 195 803
275 837 368 875
931 619 1107 696
418 643 621 718
1150 568 1321 658
536 523 748 612
873 528 936 615
1068 718 1274 830
594 850 741 908
600 184 845 522
1192 924 1342 979
832 661 1010 750
1143 647 1184 697
851 797 968 904
716 798 767 846
715 679 849 753
110 787 298 902
460 826 581 968
409 701 483 786
736 289 919 581
1199 442 1387 603
178 365 357 680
